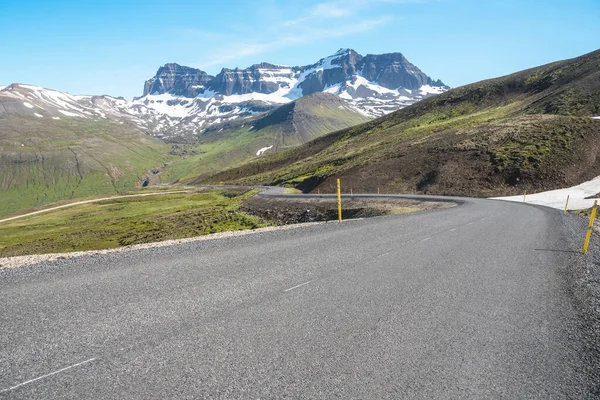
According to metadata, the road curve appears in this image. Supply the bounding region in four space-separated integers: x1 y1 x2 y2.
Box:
0 194 598 398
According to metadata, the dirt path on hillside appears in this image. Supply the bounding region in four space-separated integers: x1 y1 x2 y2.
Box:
0 191 192 224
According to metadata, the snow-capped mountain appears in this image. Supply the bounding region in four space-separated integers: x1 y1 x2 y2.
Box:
0 83 136 122
0 49 448 142
134 49 448 138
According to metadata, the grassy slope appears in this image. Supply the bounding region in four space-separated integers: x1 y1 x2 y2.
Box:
161 93 370 183
201 49 600 197
0 189 269 257
0 115 171 216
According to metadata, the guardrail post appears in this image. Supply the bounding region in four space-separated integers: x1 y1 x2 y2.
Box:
337 179 342 223
583 200 598 254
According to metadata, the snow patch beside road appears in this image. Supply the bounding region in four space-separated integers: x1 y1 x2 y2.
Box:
492 175 600 210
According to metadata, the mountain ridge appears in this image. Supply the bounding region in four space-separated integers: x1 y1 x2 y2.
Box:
0 49 448 144
142 49 447 98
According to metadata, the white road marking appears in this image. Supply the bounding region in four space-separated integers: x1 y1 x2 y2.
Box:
284 280 314 292
0 358 97 394
377 252 391 258
450 228 456 232
422 237 431 241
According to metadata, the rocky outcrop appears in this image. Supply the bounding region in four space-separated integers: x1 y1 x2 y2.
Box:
143 63 214 97
209 63 296 95
143 49 447 99
359 53 430 90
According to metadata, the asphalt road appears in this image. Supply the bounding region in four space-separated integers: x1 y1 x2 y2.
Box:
1 195 598 398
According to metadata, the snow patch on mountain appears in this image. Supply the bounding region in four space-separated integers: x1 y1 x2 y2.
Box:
419 85 446 95
256 145 273 156
220 89 292 105
0 84 151 130
132 93 197 118
58 109 82 117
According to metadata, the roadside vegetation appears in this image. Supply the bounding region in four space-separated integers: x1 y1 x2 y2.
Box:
0 189 270 257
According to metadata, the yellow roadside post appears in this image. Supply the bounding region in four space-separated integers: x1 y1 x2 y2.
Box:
523 190 527 202
583 200 598 254
336 179 342 223
564 195 570 215
378 187 380 195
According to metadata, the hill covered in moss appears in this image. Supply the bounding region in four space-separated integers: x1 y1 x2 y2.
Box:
198 49 600 197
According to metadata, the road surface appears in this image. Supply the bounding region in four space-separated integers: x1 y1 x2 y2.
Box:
1 195 598 398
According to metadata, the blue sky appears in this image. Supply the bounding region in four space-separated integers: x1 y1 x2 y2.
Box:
1 0 599 99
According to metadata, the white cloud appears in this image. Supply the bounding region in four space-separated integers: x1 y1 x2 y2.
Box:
310 2 353 18
187 0 430 69
198 16 391 69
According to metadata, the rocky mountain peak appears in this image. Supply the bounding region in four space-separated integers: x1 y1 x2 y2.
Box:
360 52 430 90
134 49 449 136
143 63 214 97
142 49 447 101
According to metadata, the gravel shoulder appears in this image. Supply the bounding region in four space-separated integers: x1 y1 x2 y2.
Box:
0 222 324 270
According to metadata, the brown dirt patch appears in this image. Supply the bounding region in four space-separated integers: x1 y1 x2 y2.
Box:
242 196 454 225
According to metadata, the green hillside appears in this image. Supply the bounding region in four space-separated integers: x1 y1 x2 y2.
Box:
162 92 370 183
0 115 171 216
0 189 268 257
200 49 600 196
